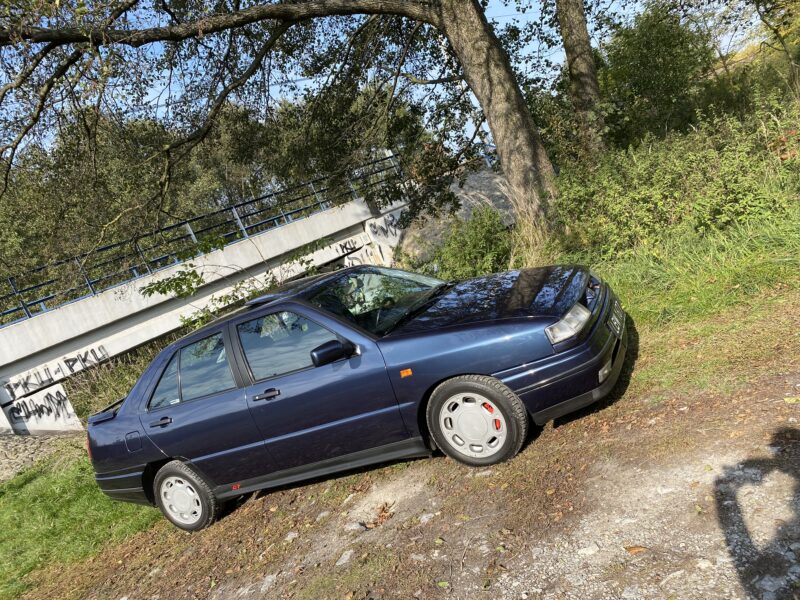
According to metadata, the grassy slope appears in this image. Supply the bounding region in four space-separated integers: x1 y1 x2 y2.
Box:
2 212 798 598
589 210 800 397
0 441 160 600
5 213 798 599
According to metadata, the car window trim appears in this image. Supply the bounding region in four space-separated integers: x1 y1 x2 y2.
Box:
231 306 350 386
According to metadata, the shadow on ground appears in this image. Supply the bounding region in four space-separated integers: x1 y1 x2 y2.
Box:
715 427 800 599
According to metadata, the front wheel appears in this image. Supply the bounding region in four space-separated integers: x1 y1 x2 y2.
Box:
426 375 529 467
154 460 220 532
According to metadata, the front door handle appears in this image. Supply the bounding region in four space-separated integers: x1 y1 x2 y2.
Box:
149 416 173 428
253 388 281 402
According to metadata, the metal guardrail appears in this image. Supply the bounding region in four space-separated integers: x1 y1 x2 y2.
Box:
0 153 402 328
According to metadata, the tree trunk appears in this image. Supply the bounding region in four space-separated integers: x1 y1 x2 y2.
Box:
555 0 605 153
437 0 557 221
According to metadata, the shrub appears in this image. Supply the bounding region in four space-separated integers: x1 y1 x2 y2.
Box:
550 100 800 258
420 207 512 280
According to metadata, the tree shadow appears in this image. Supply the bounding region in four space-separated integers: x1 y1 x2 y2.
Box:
714 427 800 599
552 313 640 428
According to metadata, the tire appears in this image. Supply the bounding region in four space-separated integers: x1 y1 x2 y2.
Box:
426 375 528 467
153 460 220 532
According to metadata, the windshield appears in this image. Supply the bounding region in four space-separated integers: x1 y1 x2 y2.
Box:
309 267 444 335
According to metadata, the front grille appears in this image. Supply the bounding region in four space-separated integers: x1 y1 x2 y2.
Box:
607 299 624 338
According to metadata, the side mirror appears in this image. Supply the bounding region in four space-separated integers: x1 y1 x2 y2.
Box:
310 339 355 368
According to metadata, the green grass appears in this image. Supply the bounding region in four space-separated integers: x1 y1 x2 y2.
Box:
0 440 160 600
577 208 800 329
566 208 800 397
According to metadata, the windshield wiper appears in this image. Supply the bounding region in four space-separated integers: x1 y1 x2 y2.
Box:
381 282 455 334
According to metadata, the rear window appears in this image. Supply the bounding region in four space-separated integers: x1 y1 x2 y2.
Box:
150 354 179 410
179 333 235 401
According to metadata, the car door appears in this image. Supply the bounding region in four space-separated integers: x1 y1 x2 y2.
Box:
229 304 409 472
140 328 279 486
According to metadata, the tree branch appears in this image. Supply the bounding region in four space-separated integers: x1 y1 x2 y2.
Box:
0 48 84 195
402 72 461 85
154 21 291 211
384 22 421 119
0 42 58 107
0 0 440 47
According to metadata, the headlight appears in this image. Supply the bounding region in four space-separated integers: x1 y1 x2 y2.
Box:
545 303 592 344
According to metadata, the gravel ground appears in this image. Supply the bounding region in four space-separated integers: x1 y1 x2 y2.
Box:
23 371 800 600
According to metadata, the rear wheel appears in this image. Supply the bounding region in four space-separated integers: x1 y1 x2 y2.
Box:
154 460 219 532
426 375 528 467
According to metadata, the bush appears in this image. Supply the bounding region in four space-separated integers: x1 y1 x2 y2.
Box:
550 100 800 258
416 207 512 280
600 2 715 145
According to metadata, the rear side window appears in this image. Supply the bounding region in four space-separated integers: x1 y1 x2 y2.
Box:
148 333 235 409
150 354 179 410
179 333 235 401
237 311 338 380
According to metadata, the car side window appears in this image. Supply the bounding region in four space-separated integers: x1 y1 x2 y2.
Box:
179 333 236 401
237 311 339 380
149 354 179 410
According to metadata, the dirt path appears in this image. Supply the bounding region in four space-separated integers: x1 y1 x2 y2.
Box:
24 366 800 600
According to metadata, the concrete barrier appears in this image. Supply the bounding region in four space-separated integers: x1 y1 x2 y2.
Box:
2 384 82 434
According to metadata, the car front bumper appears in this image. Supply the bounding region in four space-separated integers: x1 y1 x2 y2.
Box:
494 286 628 425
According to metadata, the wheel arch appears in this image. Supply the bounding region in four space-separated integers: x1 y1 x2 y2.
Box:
141 456 215 505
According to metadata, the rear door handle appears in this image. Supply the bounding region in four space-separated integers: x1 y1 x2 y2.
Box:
149 416 173 428
253 388 281 402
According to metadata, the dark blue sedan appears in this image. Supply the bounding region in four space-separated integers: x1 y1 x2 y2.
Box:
88 265 627 530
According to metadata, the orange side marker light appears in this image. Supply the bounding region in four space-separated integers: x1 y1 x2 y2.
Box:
400 368 413 378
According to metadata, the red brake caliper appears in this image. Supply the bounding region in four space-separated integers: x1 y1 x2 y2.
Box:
482 402 502 430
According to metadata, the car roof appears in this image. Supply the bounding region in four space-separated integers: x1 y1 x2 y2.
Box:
172 265 375 343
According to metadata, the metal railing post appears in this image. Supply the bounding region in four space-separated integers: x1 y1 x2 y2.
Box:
348 179 359 201
74 258 96 295
231 207 249 238
309 182 324 209
385 149 402 176
133 240 153 273
184 223 198 243
8 277 31 318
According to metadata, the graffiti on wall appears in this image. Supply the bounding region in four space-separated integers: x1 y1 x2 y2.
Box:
366 209 405 245
3 345 109 402
337 239 359 255
4 384 83 433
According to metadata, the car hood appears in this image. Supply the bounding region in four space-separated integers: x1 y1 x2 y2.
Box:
389 266 589 335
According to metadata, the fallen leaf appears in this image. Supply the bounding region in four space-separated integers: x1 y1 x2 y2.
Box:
784 397 800 404
437 581 450 588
